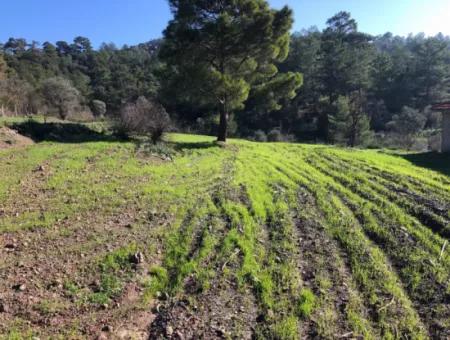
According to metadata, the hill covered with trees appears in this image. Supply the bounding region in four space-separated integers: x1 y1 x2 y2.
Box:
1 11 449 148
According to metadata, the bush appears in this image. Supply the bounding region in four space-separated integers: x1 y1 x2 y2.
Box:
253 130 267 142
91 100 106 117
136 141 174 160
387 106 426 149
266 128 295 142
195 115 218 135
267 128 283 142
194 114 238 137
428 133 441 152
41 77 81 120
119 96 171 143
67 107 94 122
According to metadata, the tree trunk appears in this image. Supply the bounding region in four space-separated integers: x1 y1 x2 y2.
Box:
348 126 356 147
319 93 336 143
59 107 66 120
318 112 329 143
217 101 228 142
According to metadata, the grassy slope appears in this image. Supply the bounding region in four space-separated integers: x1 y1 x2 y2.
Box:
0 131 449 339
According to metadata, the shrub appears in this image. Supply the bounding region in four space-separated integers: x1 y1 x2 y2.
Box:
41 77 81 120
195 115 218 135
267 128 283 142
387 106 426 149
428 133 441 152
91 100 106 117
253 129 267 142
67 107 94 122
119 96 171 143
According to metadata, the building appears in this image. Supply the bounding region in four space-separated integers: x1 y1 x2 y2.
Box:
432 102 450 153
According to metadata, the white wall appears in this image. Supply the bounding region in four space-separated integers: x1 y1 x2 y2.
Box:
443 112 450 152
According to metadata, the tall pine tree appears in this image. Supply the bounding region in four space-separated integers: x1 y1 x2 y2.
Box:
159 0 302 141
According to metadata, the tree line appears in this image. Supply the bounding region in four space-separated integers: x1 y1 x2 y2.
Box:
0 37 160 119
278 12 450 148
0 8 449 148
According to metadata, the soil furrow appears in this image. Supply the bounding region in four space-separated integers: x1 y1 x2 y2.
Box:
295 188 376 339
306 160 450 338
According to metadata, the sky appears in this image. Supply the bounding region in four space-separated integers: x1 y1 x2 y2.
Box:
1 0 450 48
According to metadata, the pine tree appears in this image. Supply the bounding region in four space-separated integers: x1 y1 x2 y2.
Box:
318 12 373 142
331 94 372 147
159 0 302 142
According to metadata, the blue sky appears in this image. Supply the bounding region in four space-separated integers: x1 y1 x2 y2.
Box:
1 0 450 48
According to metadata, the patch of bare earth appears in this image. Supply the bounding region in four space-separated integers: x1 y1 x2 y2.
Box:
149 278 257 339
0 206 164 338
0 158 166 338
0 127 34 149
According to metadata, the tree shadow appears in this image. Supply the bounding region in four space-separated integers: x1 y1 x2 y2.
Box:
10 120 124 143
168 141 218 152
401 152 450 177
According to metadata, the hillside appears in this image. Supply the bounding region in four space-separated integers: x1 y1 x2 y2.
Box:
0 124 449 339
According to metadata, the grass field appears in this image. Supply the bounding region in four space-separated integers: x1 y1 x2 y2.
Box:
0 121 449 339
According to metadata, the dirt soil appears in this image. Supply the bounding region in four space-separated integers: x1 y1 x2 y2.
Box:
0 127 34 149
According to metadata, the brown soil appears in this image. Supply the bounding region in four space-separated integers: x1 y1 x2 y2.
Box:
0 155 164 339
0 208 162 338
149 280 258 339
0 127 34 149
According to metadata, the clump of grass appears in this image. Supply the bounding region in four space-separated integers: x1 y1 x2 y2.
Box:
88 274 123 305
34 299 68 315
144 265 169 301
87 244 139 306
136 140 175 160
99 243 138 272
270 315 299 340
297 288 316 318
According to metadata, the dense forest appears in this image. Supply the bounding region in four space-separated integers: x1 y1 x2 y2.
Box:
1 11 449 148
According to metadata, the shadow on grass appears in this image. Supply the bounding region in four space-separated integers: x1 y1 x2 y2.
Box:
401 152 450 177
11 120 124 143
168 141 219 152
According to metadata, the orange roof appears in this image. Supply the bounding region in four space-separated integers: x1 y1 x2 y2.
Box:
432 102 450 111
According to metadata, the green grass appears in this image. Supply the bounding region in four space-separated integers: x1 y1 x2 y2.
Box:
1 122 449 339
297 288 316 318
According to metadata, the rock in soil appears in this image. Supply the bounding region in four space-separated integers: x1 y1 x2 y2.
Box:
13 284 26 291
102 325 113 332
0 301 8 313
130 252 145 264
4 243 16 250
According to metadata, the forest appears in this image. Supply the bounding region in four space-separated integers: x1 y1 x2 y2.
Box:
0 11 449 148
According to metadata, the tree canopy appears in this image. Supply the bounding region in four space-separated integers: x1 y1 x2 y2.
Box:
159 0 303 141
